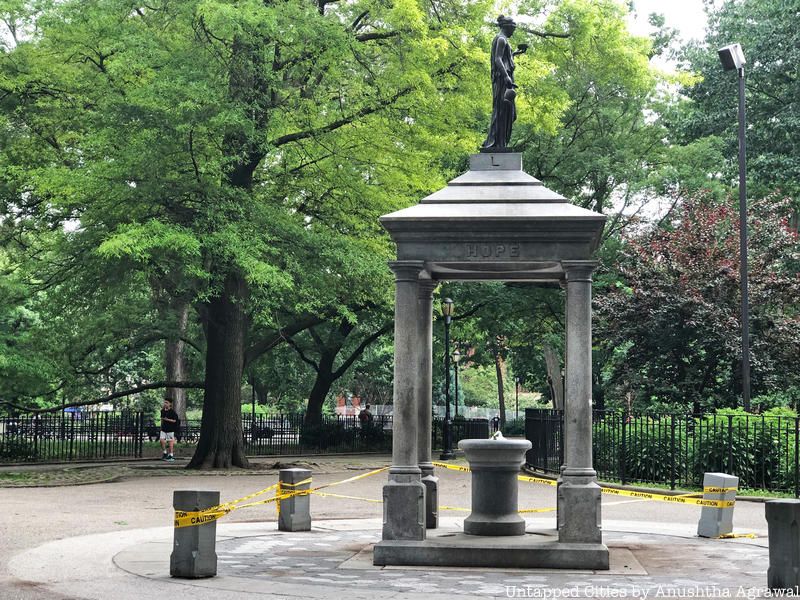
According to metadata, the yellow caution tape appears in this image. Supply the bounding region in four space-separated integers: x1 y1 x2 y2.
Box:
173 467 389 529
311 466 388 492
432 461 471 473
174 509 230 528
716 532 757 539
439 505 470 512
704 487 738 493
207 483 279 514
518 474 558 486
518 507 558 513
435 462 735 508
599 487 735 508
311 491 383 504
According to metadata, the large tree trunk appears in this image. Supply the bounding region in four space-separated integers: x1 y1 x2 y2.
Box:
303 352 336 429
543 344 564 410
165 300 190 422
493 347 507 430
188 272 249 469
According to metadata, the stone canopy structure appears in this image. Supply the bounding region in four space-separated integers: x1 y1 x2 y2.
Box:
373 152 609 569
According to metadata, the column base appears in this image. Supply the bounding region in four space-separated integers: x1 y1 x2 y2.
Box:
382 480 426 541
558 476 602 544
421 469 439 529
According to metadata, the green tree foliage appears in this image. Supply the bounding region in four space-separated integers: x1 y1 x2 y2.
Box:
0 0 494 466
511 0 702 217
596 195 800 412
677 0 800 201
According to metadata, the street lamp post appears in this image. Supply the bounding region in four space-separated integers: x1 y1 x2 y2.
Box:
453 348 461 418
515 376 520 421
718 42 751 412
440 298 455 460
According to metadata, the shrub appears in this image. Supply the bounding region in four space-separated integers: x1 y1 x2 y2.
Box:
692 409 783 489
0 439 36 461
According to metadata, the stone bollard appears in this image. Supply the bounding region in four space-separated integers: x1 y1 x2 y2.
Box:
766 500 800 592
458 438 532 536
278 468 312 532
697 472 738 538
170 490 219 579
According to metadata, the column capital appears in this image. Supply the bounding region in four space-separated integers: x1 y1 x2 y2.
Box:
418 278 437 300
562 260 599 283
388 260 426 282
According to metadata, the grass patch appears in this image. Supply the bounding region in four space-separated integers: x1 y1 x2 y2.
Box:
0 472 36 482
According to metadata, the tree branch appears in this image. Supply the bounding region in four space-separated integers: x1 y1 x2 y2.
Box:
270 86 414 147
333 322 391 379
284 335 321 373
244 315 325 365
355 30 401 42
519 25 570 39
1 381 205 414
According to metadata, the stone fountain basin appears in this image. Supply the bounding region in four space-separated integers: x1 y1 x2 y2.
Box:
457 438 533 536
458 438 532 469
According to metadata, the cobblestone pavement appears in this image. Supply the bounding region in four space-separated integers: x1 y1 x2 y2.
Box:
109 520 770 598
223 531 766 595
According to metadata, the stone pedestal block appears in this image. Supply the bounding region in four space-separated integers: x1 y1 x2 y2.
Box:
382 480 426 541
278 468 312 532
766 500 800 592
421 470 439 529
459 438 532 536
170 490 219 579
558 479 602 544
697 472 738 538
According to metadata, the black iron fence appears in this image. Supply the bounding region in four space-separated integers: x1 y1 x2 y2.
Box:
525 408 800 496
0 411 492 463
432 417 491 450
0 412 145 462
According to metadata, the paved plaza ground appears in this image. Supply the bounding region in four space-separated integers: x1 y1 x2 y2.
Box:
0 455 774 599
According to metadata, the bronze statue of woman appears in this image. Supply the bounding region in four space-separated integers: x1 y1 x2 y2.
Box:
481 16 528 152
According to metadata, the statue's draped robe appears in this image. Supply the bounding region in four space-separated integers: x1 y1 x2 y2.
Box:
482 33 516 151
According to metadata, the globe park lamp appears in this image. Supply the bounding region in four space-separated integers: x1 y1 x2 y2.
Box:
718 42 751 412
452 348 461 418
440 298 455 460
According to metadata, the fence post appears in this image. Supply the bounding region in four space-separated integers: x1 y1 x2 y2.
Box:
103 411 108 459
620 413 627 486
727 414 734 475
795 417 799 499
69 415 74 461
556 411 563 469
670 414 677 491
137 412 144 458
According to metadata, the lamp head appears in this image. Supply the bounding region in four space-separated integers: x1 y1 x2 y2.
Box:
718 43 746 71
452 349 461 363
441 298 455 318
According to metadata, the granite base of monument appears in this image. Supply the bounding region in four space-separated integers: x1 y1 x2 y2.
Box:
373 528 609 570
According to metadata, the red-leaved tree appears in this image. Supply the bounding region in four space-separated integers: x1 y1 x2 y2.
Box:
596 196 800 413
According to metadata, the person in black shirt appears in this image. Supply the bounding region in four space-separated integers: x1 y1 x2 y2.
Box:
160 398 179 461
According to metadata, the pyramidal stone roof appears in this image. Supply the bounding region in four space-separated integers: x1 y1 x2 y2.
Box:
421 153 566 204
379 153 606 281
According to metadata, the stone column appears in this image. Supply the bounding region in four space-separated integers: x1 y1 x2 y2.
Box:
383 260 426 541
417 278 438 529
557 279 568 530
558 261 602 544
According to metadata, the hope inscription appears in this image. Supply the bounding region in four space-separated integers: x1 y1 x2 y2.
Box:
465 243 521 259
